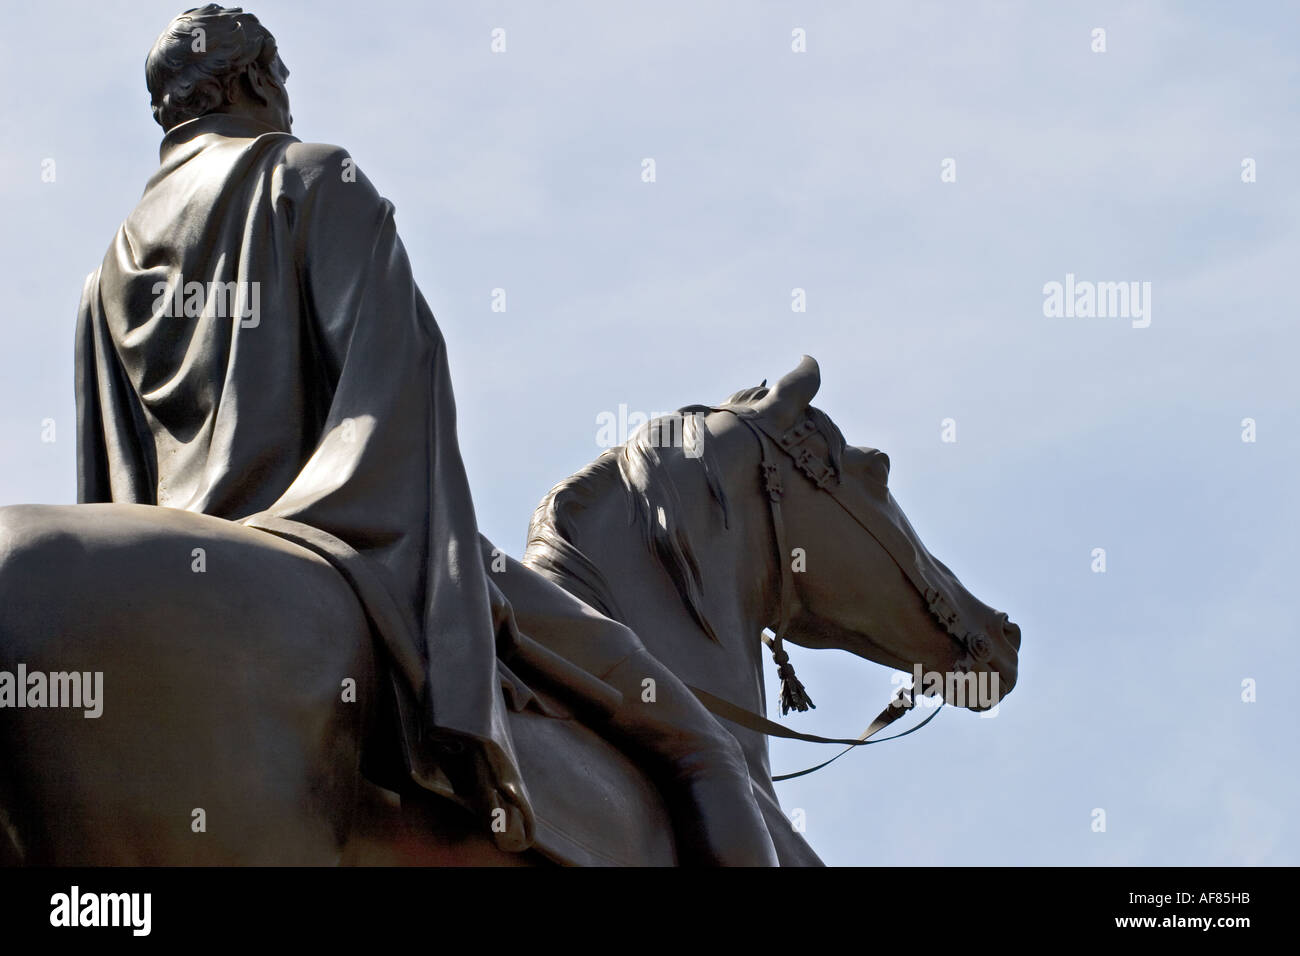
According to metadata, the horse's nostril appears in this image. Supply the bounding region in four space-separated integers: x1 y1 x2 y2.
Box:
1002 618 1022 650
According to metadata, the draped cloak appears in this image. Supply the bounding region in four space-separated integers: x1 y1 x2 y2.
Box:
73 113 616 834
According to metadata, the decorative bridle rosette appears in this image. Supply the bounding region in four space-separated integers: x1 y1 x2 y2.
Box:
965 632 993 662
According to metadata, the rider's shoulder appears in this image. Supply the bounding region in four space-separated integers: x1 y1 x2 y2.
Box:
283 140 352 172
281 141 378 199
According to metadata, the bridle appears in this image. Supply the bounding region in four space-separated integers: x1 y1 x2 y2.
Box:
687 403 996 781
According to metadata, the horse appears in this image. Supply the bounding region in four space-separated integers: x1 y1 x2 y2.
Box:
0 356 1019 865
521 355 1021 864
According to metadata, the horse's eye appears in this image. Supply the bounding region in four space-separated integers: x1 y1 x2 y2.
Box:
846 447 890 485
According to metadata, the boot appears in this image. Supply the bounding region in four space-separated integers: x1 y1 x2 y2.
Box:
416 731 534 855
597 648 779 866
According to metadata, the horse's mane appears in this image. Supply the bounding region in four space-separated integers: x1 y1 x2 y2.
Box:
524 384 846 643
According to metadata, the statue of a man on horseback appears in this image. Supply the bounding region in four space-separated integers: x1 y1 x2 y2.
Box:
72 3 777 865
0 3 1022 868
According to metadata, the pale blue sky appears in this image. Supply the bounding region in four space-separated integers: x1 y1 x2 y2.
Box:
1 1 1296 865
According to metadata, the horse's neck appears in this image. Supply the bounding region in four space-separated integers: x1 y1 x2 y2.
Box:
573 492 779 785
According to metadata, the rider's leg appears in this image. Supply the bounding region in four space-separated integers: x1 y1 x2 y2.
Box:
593 646 779 866
487 543 777 866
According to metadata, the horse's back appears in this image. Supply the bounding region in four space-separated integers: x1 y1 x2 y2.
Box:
0 502 373 864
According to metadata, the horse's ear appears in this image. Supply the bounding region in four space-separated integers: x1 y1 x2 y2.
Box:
756 355 820 426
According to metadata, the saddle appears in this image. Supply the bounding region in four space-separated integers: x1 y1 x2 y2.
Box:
349 670 677 867
508 700 676 866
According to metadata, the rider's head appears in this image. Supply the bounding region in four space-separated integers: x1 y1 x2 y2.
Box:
146 5 291 134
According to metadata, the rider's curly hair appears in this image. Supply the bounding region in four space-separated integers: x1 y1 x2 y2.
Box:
145 5 279 131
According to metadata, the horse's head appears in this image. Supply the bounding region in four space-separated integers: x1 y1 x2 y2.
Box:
708 356 1020 710
526 355 1020 715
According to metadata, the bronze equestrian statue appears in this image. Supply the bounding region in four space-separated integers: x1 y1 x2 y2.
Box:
0 6 1020 866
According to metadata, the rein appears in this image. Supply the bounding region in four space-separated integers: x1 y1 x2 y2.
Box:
688 404 990 780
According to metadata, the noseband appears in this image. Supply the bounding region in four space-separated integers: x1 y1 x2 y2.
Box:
686 404 992 780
